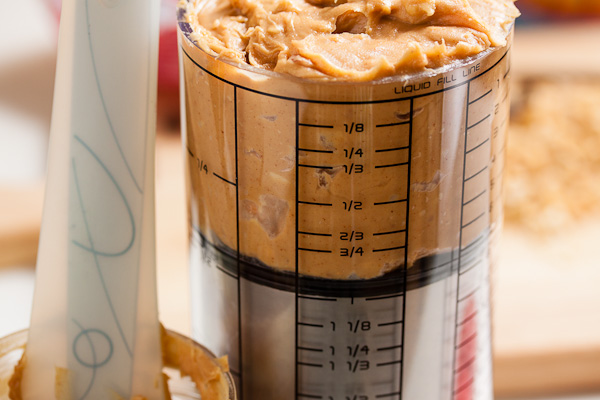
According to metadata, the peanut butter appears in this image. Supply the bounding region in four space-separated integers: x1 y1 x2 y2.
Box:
179 0 518 280
7 328 231 400
181 0 518 80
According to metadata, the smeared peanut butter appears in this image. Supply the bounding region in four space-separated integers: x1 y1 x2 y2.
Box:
7 328 230 400
181 0 519 80
160 326 230 400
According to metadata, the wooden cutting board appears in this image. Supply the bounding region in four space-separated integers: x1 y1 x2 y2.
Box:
492 21 600 397
494 224 600 397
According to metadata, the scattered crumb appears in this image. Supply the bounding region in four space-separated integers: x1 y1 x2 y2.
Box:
505 78 600 233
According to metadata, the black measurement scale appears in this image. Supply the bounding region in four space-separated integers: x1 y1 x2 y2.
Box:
178 13 512 399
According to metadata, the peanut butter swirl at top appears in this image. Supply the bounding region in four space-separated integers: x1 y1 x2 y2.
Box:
181 0 519 80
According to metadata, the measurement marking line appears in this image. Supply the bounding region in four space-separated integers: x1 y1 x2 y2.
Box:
298 200 333 206
298 231 332 237
298 394 322 399
467 114 491 130
374 199 407 206
466 138 490 154
376 146 409 153
193 228 245 264
377 360 403 367
186 145 194 158
377 344 403 352
501 90 510 106
299 164 333 169
399 97 413 399
298 148 333 154
452 81 471 398
465 165 488 182
456 331 478 349
373 229 406 236
455 355 477 374
378 320 403 327
298 362 323 368
376 121 410 127
454 376 475 395
498 141 507 157
298 248 332 253
504 65 511 79
294 100 299 400
463 189 487 206
215 264 238 280
462 212 486 229
375 162 409 169
373 246 406 253
366 293 404 301
458 286 481 303
298 295 337 302
469 89 492 105
233 85 244 399
458 311 478 327
460 233 488 253
215 264 240 279
298 346 323 352
193 233 226 256
212 172 236 186
299 123 334 128
497 116 508 132
459 260 482 276
435 259 455 270
298 322 324 328
496 166 506 184
181 45 510 104
376 392 401 398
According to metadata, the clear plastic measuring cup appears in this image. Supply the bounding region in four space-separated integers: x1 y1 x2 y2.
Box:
178 5 514 399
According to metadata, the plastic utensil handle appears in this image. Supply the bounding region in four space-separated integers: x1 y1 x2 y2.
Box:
21 0 163 398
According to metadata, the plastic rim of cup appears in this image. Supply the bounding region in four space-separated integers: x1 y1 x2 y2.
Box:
0 329 237 400
176 0 514 88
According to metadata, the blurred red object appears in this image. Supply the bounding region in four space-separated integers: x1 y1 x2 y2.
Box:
519 0 600 17
44 0 181 95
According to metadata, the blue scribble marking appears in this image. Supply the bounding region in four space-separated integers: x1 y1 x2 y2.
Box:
72 319 114 400
73 320 114 400
69 1 156 396
72 135 136 257
85 0 143 193
71 139 134 359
